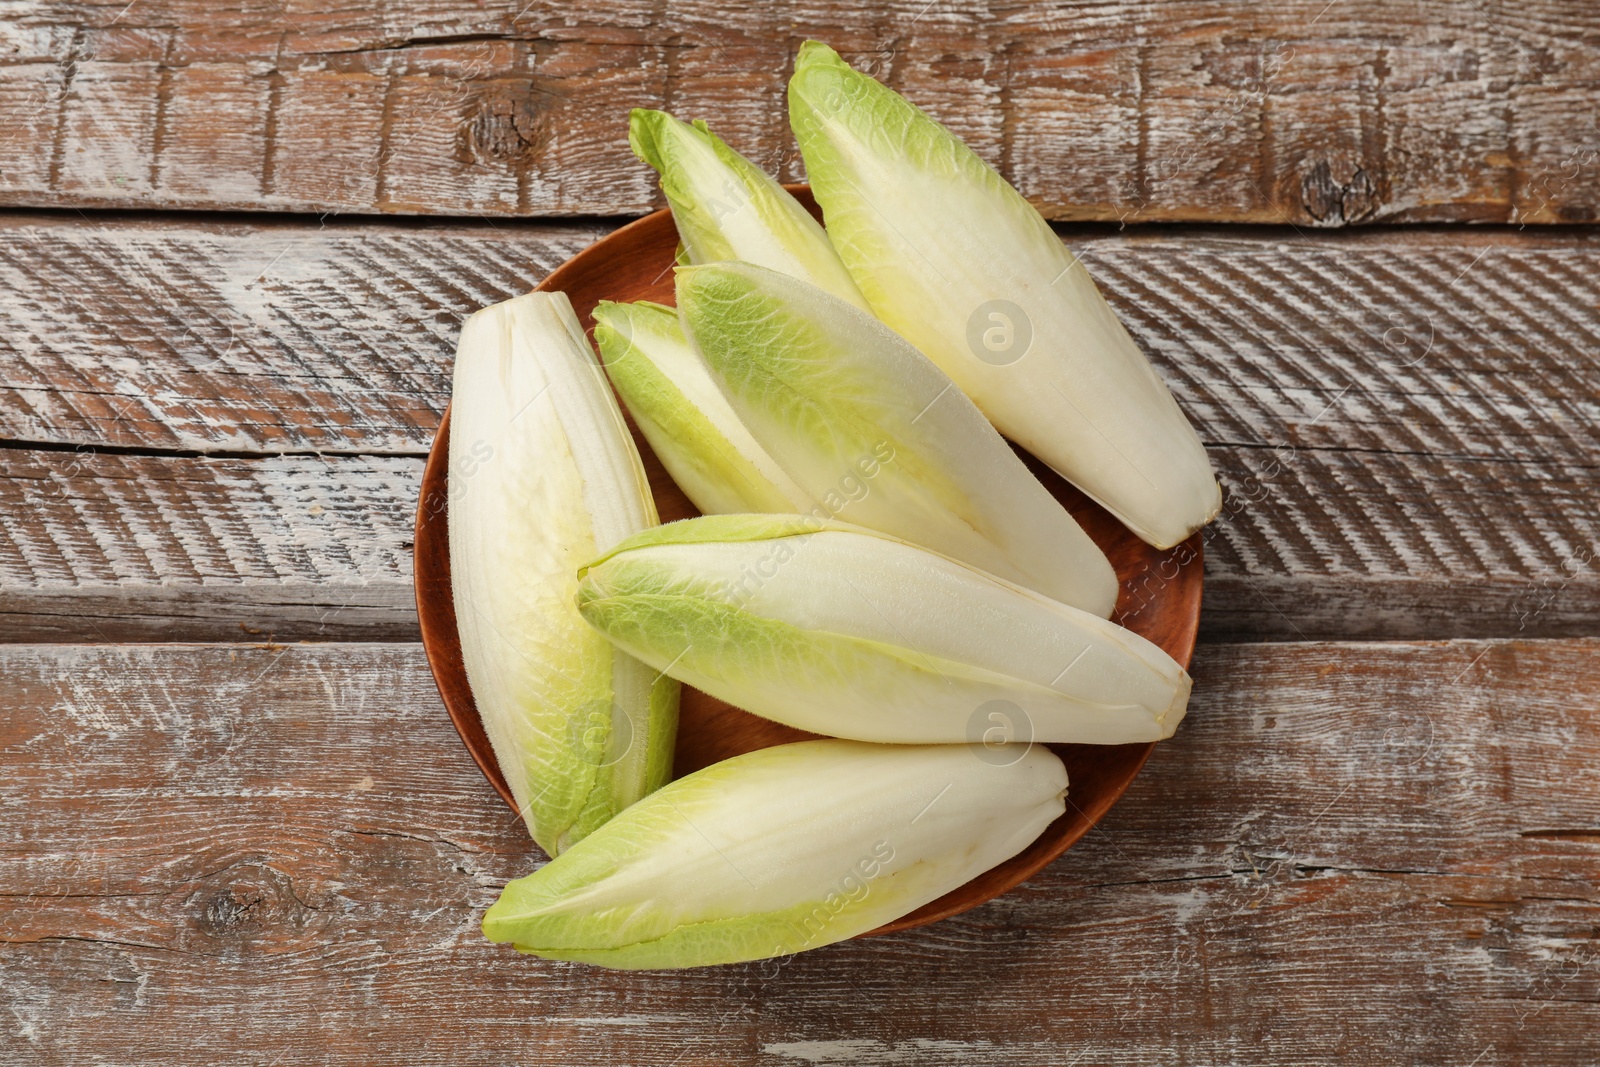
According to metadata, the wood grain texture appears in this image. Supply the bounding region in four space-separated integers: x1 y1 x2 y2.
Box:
0 450 420 641
1 215 1596 641
0 214 603 454
1 1 1598 223
0 639 1595 1064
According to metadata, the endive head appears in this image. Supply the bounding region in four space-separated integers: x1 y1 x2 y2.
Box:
788 42 1221 551
672 260 881 429
787 41 1065 305
591 298 681 360
671 260 944 522
578 514 1189 747
580 513 831 581
447 291 676 857
591 300 816 516
482 738 1069 969
628 108 869 310
787 41 1032 215
672 260 1118 614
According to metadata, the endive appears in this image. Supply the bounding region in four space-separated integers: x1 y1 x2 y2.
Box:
677 261 1117 616
592 299 813 515
789 41 1221 550
578 515 1190 744
483 739 1067 969
629 108 870 310
448 291 679 857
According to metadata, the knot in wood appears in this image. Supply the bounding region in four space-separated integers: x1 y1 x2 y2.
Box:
188 861 317 950
460 84 551 165
1300 160 1379 225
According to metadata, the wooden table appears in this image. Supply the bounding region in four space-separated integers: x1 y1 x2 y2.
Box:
2 3 1598 1063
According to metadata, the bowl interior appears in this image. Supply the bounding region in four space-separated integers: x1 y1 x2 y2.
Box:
414 187 1203 938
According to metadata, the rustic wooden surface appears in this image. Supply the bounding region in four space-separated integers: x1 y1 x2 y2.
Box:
2 0 1598 1060
0 639 1596 1064
2 1 1599 224
2 216 1596 642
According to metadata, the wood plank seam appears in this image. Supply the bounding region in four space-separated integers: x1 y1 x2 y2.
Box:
1 217 1597 641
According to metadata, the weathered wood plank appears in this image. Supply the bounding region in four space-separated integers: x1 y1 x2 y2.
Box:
0 1 1597 223
9 218 1600 460
0 450 420 642
1 217 1596 641
0 639 1595 1064
0 215 604 454
5 444 1594 643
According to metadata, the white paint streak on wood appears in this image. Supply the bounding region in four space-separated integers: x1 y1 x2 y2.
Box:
764 1036 1011 1062
2 1 1598 223
0 215 604 452
0 452 422 640
0 640 1594 1063
5 218 1597 458
1 222 1596 640
762 1038 997 1064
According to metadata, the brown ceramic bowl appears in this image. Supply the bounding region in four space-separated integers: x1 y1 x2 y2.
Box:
414 187 1202 938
